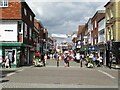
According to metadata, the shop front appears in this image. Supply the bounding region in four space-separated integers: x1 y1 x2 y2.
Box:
0 43 22 68
98 43 106 65
89 45 98 56
0 43 32 68
80 46 89 56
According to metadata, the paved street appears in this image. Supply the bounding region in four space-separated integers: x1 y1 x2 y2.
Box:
0 59 119 88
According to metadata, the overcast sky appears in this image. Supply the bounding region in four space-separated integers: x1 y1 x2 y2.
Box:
25 0 108 43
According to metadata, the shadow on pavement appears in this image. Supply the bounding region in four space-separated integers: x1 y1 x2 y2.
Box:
0 70 16 78
1 79 9 83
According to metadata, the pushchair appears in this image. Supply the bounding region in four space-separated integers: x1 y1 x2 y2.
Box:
85 58 94 68
33 55 43 67
34 58 43 67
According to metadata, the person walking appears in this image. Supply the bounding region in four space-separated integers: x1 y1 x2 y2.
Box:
5 55 10 68
80 56 83 67
75 53 80 63
64 54 69 67
41 54 45 67
110 54 116 69
44 54 47 65
91 55 96 67
97 56 103 67
56 54 60 67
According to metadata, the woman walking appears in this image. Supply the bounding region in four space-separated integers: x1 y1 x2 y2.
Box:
44 54 47 65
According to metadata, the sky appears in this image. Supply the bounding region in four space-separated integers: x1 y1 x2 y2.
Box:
25 0 109 43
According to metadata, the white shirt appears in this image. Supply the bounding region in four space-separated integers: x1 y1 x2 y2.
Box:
76 53 80 60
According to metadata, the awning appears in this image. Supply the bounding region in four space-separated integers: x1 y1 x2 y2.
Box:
90 46 98 51
0 43 22 47
80 45 89 51
0 43 32 47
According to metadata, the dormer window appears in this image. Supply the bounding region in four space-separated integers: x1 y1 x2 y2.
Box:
0 0 8 7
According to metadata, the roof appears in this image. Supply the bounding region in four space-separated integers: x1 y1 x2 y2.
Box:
22 1 35 17
91 10 105 21
104 0 114 7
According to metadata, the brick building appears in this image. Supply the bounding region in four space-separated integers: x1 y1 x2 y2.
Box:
91 10 105 54
76 25 85 53
0 0 35 67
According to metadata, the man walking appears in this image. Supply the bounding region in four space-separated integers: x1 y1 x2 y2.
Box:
41 54 45 67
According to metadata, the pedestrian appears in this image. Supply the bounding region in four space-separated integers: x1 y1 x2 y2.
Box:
67 55 71 67
1 56 5 68
54 53 57 60
56 54 60 67
5 55 10 68
109 55 112 69
112 55 116 64
44 54 47 65
41 54 45 66
92 55 97 67
8 53 12 68
80 56 83 67
75 53 80 63
110 54 116 69
64 54 69 67
97 56 103 67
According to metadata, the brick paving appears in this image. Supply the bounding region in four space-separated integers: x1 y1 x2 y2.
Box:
0 59 119 88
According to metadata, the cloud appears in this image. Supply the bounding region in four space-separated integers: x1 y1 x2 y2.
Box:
25 0 108 2
25 1 107 42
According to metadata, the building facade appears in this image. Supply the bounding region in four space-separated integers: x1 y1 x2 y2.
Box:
98 17 106 65
0 0 35 67
105 0 120 67
91 10 105 55
86 18 92 55
76 25 85 53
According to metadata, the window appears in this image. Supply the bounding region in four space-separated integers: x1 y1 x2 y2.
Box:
0 0 8 7
92 24 93 30
107 27 111 41
111 25 114 40
24 8 27 16
107 9 110 21
108 9 111 20
95 20 97 28
111 5 114 18
29 28 32 39
30 15 32 21
24 23 27 38
95 38 97 45
91 37 93 45
4 30 13 32
18 22 21 32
